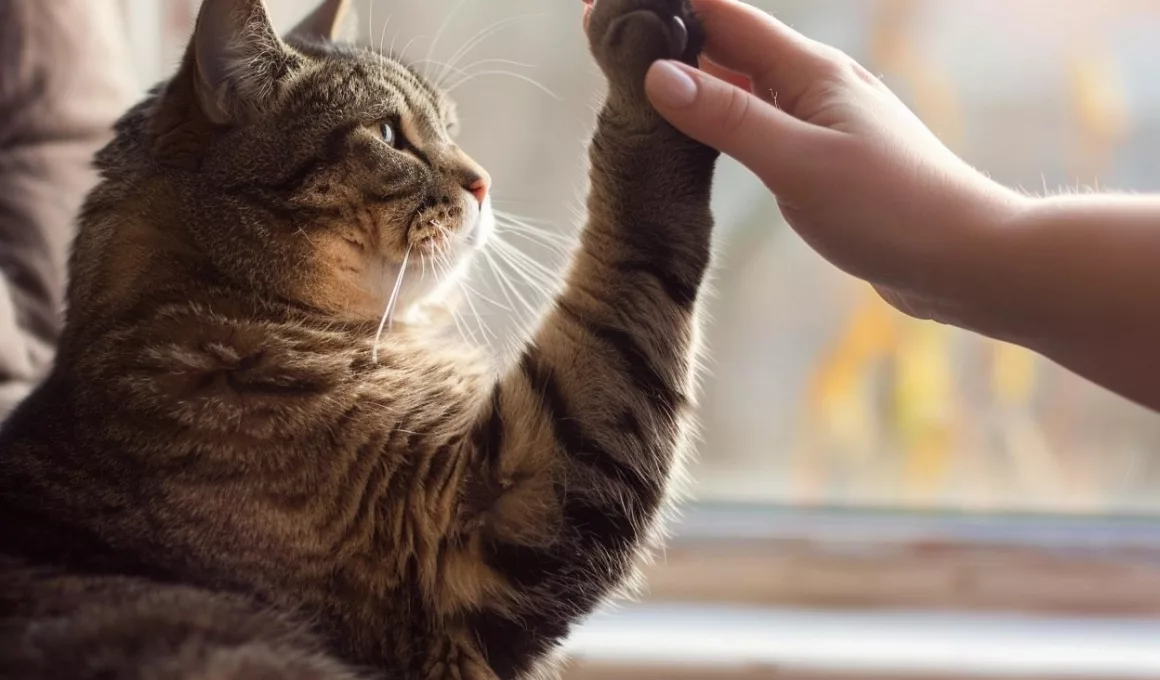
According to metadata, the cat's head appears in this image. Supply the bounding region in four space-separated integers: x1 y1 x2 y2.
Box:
74 0 493 329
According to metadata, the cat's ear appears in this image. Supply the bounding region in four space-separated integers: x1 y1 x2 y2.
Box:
191 0 296 124
288 0 357 44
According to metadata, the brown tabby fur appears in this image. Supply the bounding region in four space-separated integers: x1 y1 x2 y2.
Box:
0 0 720 678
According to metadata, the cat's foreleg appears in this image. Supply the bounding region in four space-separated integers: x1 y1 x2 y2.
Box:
439 2 720 677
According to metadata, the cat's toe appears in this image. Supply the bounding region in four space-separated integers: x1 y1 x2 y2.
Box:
587 0 706 92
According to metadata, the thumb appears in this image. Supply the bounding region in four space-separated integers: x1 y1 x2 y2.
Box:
645 60 817 188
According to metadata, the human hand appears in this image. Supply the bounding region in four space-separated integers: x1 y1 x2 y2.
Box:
631 0 1029 323
583 0 1160 412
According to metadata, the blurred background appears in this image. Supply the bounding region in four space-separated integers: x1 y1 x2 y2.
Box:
120 1 1160 678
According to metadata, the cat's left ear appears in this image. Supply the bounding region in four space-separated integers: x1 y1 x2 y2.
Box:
288 0 358 44
190 0 297 125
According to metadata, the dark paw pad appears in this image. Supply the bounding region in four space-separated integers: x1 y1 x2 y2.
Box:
587 0 706 90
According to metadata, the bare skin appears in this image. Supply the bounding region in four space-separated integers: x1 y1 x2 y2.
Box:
594 0 1160 411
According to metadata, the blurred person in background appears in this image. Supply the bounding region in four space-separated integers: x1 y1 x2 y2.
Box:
583 0 1160 412
0 1 134 416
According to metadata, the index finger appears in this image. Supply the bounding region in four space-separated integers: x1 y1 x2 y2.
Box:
691 0 837 107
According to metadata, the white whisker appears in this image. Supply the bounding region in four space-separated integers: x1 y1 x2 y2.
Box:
497 229 569 255
442 18 517 73
495 218 574 246
495 218 573 242
425 0 469 82
378 14 393 55
414 57 537 87
372 243 413 365
389 27 402 57
493 212 578 244
398 34 426 62
412 58 461 85
428 230 500 350
479 251 526 321
456 57 536 73
367 0 374 48
482 248 542 322
295 227 317 246
441 14 541 80
450 309 472 344
433 244 479 346
457 277 513 312
446 69 561 101
491 237 560 287
458 280 496 344
493 209 561 229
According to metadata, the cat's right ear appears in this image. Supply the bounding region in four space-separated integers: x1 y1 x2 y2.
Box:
190 0 298 124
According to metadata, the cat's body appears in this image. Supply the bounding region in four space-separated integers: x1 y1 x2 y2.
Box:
0 0 720 678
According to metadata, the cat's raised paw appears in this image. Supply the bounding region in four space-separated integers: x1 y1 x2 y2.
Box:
586 0 706 95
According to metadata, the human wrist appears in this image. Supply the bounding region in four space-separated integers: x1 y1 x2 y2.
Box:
915 176 1035 340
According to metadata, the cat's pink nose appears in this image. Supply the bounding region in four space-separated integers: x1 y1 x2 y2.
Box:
464 175 490 206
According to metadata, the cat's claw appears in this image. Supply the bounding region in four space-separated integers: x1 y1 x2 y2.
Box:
669 15 689 60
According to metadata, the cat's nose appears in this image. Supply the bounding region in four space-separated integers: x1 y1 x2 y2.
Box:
462 172 491 207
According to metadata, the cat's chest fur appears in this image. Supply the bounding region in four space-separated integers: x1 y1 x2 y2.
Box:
0 307 497 664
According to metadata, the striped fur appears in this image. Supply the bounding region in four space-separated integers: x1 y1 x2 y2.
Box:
0 0 719 678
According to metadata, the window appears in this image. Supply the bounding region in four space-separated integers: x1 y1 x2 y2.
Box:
122 1 1160 677
695 1 1160 515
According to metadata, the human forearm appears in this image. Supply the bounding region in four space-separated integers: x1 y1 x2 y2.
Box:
947 194 1160 409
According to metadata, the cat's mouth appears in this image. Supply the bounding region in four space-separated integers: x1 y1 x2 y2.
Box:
405 194 493 256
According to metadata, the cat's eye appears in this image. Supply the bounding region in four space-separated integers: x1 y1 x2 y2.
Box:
380 121 400 149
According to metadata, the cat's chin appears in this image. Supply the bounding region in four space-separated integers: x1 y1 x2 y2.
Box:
391 262 475 333
389 205 490 315
356 196 493 332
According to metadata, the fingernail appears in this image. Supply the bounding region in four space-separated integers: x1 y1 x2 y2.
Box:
647 61 698 108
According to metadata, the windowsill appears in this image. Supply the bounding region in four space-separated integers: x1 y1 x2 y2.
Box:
671 504 1160 547
563 603 1160 679
635 504 1160 615
561 507 1160 678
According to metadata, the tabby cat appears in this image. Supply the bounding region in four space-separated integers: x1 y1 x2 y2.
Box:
0 0 719 677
